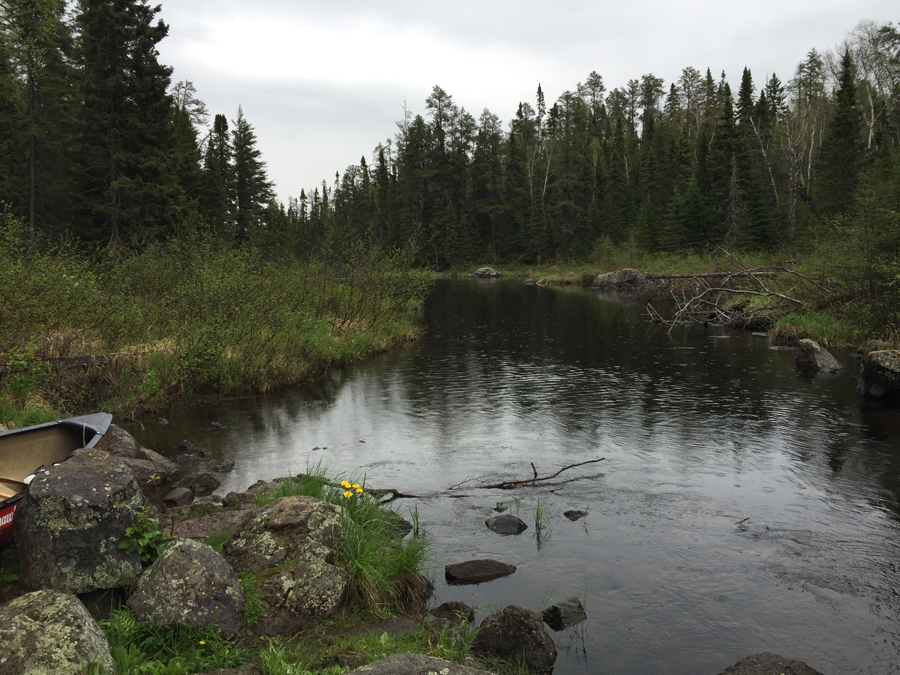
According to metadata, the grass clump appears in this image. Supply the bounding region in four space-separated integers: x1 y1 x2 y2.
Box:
770 310 861 348
258 462 431 619
101 607 251 675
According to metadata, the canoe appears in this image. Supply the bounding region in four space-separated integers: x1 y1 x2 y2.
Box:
0 412 113 547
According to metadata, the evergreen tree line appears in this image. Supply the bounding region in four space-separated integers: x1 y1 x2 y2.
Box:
289 20 900 270
0 0 279 249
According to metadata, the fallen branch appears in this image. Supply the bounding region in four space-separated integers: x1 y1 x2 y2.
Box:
473 458 606 490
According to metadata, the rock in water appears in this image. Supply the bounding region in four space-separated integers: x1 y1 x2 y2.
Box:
469 267 502 278
485 514 528 535
432 600 476 623
0 589 117 674
541 597 587 630
127 538 244 632
717 652 823 675
14 449 146 593
445 559 516 584
796 339 844 373
857 348 900 397
222 496 348 633
472 605 557 673
563 509 588 521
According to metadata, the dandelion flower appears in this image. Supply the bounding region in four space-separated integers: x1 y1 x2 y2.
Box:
341 480 351 488
356 487 363 493
352 483 360 489
343 490 353 498
199 641 206 645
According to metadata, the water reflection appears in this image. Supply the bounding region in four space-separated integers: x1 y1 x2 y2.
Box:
130 279 900 675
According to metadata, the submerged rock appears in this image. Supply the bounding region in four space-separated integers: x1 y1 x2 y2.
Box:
208 421 225 432
14 449 146 593
717 652 823 675
857 349 900 398
541 597 587 630
485 514 528 535
0 589 117 674
445 559 516 584
127 538 244 632
796 339 844 373
472 605 557 673
563 509 588 521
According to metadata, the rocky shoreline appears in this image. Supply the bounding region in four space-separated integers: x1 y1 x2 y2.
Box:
0 422 828 674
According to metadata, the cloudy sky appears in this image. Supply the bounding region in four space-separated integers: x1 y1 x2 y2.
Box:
155 0 895 203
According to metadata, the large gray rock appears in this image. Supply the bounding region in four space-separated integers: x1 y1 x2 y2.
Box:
796 339 844 373
350 653 493 675
857 349 900 397
13 449 147 593
127 538 244 632
469 267 502 278
471 605 557 673
222 496 348 633
592 268 645 287
717 652 823 675
93 423 141 459
0 589 117 674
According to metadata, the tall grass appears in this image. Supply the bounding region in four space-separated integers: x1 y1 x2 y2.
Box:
0 213 432 420
258 463 431 618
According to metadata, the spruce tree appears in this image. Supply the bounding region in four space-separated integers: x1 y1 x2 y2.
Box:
814 49 864 215
201 113 233 238
76 0 180 246
231 105 274 244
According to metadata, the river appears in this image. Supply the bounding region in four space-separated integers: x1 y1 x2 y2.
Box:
131 278 900 675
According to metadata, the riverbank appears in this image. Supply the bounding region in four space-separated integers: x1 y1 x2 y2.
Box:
445 248 898 349
0 222 432 429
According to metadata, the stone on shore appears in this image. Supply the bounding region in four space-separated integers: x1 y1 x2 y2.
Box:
485 514 528 535
471 605 557 673
445 559 516 584
350 653 494 675
127 538 244 632
0 589 117 674
857 348 900 397
717 652 823 675
13 449 146 593
796 339 844 373
469 267 502 278
222 496 348 634
591 268 645 287
172 471 221 495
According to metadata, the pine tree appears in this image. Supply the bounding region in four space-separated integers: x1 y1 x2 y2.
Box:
201 113 233 238
814 49 864 215
76 0 181 246
231 106 273 244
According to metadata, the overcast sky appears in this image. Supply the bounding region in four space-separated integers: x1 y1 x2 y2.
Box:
155 0 896 203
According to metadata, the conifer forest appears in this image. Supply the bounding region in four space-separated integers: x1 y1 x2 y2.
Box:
1 1 900 417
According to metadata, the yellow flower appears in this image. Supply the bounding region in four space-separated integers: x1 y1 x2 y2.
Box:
341 480 351 488
343 490 353 498
355 487 363 493
199 641 206 645
352 483 360 489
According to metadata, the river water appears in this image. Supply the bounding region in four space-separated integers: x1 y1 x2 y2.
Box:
131 279 900 675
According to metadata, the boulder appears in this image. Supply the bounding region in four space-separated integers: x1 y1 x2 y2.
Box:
485 514 528 535
0 589 117 674
563 509 588 521
94 423 141 459
541 596 587 630
471 605 557 673
469 267 502 278
222 496 348 633
127 538 244 632
796 339 844 373
349 653 493 675
717 652 823 675
169 508 253 542
213 460 236 473
162 487 194 507
445 559 516 584
13 449 146 593
523 278 536 285
172 471 221 495
592 268 645 287
857 349 900 397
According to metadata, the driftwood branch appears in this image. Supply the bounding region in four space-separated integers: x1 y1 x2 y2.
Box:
474 458 606 490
